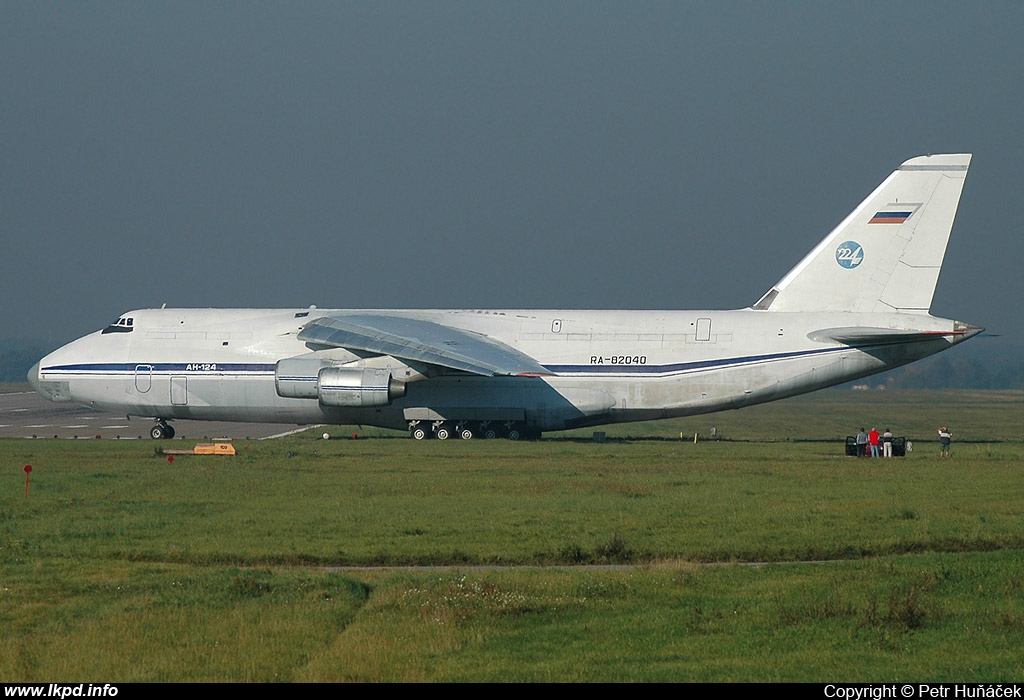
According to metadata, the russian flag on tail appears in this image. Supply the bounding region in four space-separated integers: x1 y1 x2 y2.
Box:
869 211 913 224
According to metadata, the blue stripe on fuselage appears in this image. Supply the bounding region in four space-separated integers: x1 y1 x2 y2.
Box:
543 346 848 376
41 346 847 379
41 362 277 374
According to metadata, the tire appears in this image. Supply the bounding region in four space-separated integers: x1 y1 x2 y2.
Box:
507 428 521 441
411 426 428 440
459 428 473 440
435 425 451 440
150 424 165 440
483 428 498 440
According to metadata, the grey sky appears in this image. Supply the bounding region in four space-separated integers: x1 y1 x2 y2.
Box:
3 2 1021 348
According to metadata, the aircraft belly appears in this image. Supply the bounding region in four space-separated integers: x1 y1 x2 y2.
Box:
97 374 325 424
586 346 878 421
154 376 300 421
387 376 617 432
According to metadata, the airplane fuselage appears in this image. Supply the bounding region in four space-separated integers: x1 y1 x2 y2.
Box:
31 306 976 435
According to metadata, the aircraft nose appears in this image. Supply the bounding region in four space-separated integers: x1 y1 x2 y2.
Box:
28 356 72 402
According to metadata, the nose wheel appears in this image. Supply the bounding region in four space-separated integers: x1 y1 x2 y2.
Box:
150 421 175 439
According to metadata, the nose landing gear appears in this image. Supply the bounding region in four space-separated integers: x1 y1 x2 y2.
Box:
150 420 175 440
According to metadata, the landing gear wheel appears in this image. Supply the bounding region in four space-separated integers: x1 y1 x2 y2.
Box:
411 426 429 440
483 428 498 439
151 421 175 440
435 425 452 440
459 427 474 440
507 428 522 441
150 423 173 440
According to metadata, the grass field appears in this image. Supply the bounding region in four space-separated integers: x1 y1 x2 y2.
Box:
2 390 1023 681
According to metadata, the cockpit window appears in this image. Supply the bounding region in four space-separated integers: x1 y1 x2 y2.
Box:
101 316 135 334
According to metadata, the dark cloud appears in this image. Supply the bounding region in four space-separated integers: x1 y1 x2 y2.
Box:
3 2 1020 346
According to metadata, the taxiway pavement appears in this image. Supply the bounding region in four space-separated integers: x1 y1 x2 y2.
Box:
0 390 314 440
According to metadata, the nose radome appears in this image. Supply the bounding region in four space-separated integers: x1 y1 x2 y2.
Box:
27 358 72 402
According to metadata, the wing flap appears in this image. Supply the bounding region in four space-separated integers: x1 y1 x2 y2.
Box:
297 313 552 377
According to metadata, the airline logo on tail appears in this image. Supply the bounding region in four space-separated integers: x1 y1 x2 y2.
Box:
835 241 864 269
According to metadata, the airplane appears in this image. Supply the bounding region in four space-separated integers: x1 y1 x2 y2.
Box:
30 154 981 441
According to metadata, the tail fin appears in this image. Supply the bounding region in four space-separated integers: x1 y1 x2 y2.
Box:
752 154 971 313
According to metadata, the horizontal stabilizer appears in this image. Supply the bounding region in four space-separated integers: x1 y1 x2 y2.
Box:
808 325 982 346
298 313 552 377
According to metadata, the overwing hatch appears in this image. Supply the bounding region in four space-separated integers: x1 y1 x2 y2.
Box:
297 313 552 377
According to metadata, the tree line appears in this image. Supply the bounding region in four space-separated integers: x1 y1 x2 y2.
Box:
0 346 46 383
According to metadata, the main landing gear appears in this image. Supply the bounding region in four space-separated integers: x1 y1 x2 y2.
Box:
407 420 538 441
150 420 175 440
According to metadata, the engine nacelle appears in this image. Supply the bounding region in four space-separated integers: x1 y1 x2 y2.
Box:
276 357 407 406
318 367 406 407
275 357 325 399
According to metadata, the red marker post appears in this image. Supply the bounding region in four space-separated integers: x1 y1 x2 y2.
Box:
24 464 32 499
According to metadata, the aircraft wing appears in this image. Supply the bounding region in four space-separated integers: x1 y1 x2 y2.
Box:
297 313 553 377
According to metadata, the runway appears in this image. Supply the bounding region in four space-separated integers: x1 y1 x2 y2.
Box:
0 390 315 440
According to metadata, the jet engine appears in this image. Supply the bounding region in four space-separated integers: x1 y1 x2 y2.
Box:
275 356 325 399
275 357 406 407
317 366 406 407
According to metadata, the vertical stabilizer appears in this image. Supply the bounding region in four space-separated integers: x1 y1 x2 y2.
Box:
753 154 971 313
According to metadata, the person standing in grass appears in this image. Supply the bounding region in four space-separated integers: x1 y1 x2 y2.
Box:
938 426 952 457
869 428 880 457
882 428 893 458
855 428 868 457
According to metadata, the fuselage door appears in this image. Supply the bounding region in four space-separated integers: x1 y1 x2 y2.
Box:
171 376 188 405
135 365 153 393
696 318 712 342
